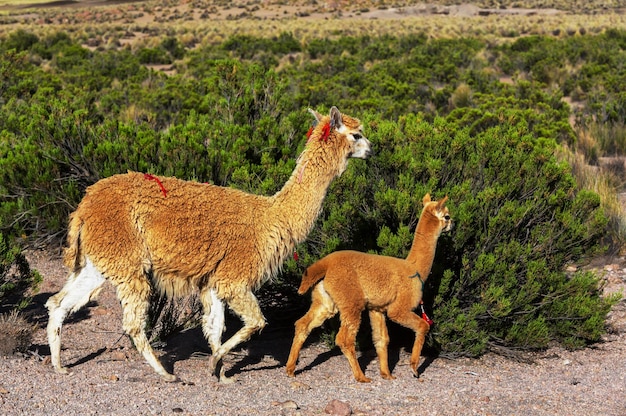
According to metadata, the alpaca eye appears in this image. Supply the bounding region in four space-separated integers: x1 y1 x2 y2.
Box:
444 215 450 220
352 133 362 140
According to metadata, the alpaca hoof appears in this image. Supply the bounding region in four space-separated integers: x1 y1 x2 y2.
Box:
286 369 295 378
161 373 178 383
355 376 372 383
54 366 71 375
219 373 237 384
218 366 237 384
381 373 396 380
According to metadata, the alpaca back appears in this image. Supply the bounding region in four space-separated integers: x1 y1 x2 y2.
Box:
298 251 419 298
65 172 282 298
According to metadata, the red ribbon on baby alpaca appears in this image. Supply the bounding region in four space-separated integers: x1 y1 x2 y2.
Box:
144 173 167 198
419 300 434 326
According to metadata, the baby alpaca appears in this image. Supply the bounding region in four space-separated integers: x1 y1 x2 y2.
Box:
285 194 452 382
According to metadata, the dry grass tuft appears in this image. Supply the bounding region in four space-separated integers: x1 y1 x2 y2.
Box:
0 310 34 356
558 144 626 253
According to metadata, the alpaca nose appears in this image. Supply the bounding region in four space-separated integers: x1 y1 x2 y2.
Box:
354 137 373 159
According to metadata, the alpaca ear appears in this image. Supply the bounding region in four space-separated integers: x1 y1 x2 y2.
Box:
329 106 344 130
422 193 431 205
308 108 323 123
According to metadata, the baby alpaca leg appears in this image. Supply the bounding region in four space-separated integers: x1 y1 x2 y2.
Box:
46 258 106 374
117 280 177 382
286 283 337 377
387 308 430 377
368 310 394 380
335 308 369 383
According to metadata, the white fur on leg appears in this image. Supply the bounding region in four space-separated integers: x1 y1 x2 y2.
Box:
202 289 226 353
46 257 106 374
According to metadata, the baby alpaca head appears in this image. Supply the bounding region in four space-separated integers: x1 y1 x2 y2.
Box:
422 193 453 235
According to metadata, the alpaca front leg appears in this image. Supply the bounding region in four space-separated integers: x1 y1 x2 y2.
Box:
200 288 226 354
210 290 266 383
388 308 430 378
409 317 430 377
368 310 394 380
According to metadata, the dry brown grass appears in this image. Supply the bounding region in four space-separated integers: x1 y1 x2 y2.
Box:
0 310 34 356
2 0 626 46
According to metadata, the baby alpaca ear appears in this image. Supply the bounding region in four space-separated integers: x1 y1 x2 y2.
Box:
329 106 344 130
436 196 449 210
422 193 431 205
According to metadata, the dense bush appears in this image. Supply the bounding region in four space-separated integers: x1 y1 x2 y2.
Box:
0 231 41 314
0 29 621 355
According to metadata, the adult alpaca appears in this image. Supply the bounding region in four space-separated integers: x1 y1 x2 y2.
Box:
286 194 452 382
46 106 371 382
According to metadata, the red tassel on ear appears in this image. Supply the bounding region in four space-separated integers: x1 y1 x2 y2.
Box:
320 122 331 142
306 126 314 139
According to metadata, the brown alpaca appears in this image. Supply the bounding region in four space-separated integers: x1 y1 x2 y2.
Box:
45 106 371 382
285 194 452 382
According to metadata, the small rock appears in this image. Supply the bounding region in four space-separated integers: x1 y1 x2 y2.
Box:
324 399 352 415
172 408 184 413
0 387 8 394
290 380 311 390
271 400 299 410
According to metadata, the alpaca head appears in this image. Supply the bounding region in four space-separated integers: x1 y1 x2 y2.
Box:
421 193 453 235
305 106 372 175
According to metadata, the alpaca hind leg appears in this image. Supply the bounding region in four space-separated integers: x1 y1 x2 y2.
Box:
117 281 177 382
335 309 370 383
200 288 226 354
286 283 337 377
210 290 266 383
387 308 430 377
45 258 106 374
368 310 394 380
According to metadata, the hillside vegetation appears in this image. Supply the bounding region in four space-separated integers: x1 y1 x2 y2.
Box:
0 1 624 356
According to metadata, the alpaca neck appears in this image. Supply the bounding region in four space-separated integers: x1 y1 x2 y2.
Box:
405 220 440 282
270 146 342 244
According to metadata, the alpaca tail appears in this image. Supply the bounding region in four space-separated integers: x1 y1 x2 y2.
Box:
297 258 329 294
63 211 85 272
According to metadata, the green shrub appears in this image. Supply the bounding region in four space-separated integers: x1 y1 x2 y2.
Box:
0 231 41 313
339 111 618 356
